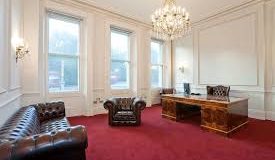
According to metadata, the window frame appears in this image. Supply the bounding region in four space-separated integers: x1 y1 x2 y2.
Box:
150 39 164 89
45 11 83 96
110 27 132 90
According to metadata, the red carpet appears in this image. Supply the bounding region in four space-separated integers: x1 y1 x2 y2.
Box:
69 106 275 160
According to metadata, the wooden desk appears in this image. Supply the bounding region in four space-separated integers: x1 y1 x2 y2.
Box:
161 94 248 136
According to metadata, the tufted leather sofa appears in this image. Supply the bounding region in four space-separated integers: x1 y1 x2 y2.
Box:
103 97 146 126
0 102 88 160
207 85 230 96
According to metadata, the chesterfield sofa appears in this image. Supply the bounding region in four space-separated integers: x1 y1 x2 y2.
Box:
104 97 146 126
0 101 88 160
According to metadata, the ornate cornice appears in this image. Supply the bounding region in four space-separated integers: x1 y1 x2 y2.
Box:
48 0 152 28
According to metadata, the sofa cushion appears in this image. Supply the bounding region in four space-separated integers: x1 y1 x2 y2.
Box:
0 106 40 141
40 117 70 133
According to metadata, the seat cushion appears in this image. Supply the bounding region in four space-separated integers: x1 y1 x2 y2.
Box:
113 111 136 121
40 117 70 133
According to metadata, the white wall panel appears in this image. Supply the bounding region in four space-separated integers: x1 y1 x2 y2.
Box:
272 8 275 87
199 14 257 86
266 0 275 121
0 0 23 126
0 0 8 94
174 34 194 91
22 0 40 93
10 0 23 89
173 1 271 120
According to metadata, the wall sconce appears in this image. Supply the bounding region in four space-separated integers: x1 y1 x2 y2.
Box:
179 66 184 73
15 38 30 63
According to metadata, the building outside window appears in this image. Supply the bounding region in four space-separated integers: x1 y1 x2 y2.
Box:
151 40 163 88
47 12 81 93
110 27 131 89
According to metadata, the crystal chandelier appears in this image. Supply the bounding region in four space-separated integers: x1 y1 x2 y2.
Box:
151 0 191 40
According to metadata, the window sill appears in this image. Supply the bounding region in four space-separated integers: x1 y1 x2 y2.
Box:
48 91 83 98
151 87 162 90
110 89 131 95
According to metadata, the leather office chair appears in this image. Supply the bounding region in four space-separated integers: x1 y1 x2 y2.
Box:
160 88 176 105
207 85 230 96
160 88 176 95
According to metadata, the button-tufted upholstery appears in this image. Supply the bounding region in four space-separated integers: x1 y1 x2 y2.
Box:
40 117 70 133
0 102 88 160
207 85 230 96
160 88 176 95
35 101 66 122
104 97 146 126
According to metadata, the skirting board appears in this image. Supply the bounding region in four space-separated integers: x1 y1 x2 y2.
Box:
92 107 108 116
266 111 275 121
248 109 266 120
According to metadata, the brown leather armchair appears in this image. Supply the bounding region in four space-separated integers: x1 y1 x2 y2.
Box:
103 97 146 126
0 102 88 160
207 85 230 96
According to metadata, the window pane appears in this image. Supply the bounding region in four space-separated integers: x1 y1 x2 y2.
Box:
111 61 129 89
151 65 162 88
151 41 162 64
47 13 80 93
111 31 129 61
48 55 79 92
48 18 79 55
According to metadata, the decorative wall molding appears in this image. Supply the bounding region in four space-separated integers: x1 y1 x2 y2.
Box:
49 0 151 28
0 94 21 109
9 86 22 91
192 86 266 94
0 88 7 94
92 88 105 91
0 0 23 125
54 0 267 29
269 3 275 87
193 0 265 26
22 92 40 96
197 9 260 87
173 1 273 121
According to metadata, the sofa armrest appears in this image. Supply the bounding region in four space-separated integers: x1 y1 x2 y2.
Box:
35 101 66 122
103 98 116 110
0 125 87 160
133 98 146 110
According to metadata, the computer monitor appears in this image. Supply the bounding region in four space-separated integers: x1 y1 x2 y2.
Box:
183 83 190 95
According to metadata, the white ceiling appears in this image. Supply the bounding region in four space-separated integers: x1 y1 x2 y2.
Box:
81 0 250 23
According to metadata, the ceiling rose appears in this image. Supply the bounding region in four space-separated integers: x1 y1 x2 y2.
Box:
151 0 191 40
